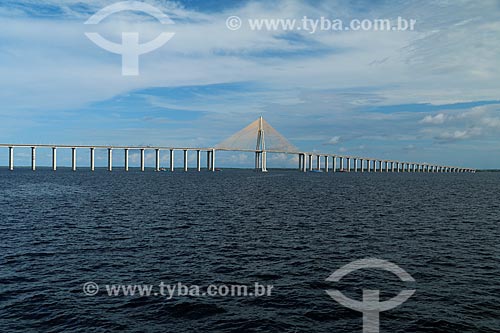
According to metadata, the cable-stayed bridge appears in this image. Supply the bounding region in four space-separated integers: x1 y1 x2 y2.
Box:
0 117 475 173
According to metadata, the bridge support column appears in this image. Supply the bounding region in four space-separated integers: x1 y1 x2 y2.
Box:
347 158 351 172
211 149 216 172
339 157 344 171
8 147 14 171
360 159 364 172
52 147 57 171
170 150 175 172
302 155 307 172
207 151 211 171
332 156 337 172
197 150 201 172
31 147 36 171
261 151 267 172
124 149 129 171
72 148 77 171
140 149 145 172
90 148 95 171
324 156 329 172
155 149 160 172
354 158 358 172
367 160 371 172
184 150 188 172
308 155 313 171
107 148 112 171
316 155 321 170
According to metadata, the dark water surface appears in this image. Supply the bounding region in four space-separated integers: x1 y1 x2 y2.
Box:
0 169 498 332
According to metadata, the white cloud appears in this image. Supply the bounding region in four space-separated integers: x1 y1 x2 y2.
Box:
324 136 341 145
420 113 447 124
435 128 482 142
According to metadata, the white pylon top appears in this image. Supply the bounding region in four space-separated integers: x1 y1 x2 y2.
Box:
216 116 298 152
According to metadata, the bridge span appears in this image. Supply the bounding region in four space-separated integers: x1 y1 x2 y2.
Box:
0 117 475 173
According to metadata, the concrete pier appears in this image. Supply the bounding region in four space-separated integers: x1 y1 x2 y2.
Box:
211 149 216 172
184 150 188 172
354 158 358 172
155 149 160 172
90 148 95 171
360 159 364 172
332 156 337 172
197 150 201 172
72 148 77 171
339 157 344 171
261 151 267 172
31 147 36 171
52 147 57 171
107 148 113 171
170 149 175 172
124 149 129 172
255 151 260 170
308 155 313 171
347 157 351 172
324 156 329 172
9 147 14 171
140 149 145 172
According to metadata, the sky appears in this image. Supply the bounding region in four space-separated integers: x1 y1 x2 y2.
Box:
0 0 499 169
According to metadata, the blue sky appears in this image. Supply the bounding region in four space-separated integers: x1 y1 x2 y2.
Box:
1 0 499 168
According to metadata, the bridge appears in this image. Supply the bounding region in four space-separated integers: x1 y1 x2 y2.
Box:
0 117 475 173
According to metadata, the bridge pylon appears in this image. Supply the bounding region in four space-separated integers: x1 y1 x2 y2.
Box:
255 116 267 172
